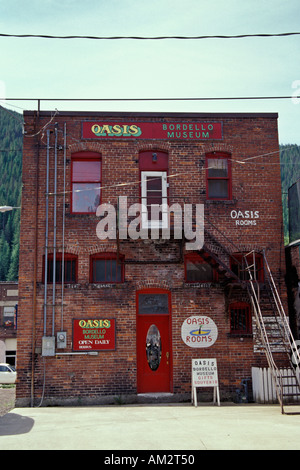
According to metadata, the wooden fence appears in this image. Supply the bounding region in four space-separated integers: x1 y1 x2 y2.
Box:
251 367 300 404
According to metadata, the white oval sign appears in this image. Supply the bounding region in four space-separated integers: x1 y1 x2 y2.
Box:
181 316 218 348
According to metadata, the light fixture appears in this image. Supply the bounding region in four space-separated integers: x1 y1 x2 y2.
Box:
152 153 157 163
0 206 21 213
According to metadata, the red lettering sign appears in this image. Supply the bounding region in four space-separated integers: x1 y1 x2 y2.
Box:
82 121 223 140
73 318 116 351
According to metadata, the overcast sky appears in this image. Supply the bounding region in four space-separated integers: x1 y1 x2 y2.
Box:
0 0 299 143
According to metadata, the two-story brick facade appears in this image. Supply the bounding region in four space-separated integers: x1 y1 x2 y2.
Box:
16 110 288 406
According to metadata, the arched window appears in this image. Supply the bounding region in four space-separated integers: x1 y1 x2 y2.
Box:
206 152 232 200
71 151 101 213
139 151 169 229
44 253 78 283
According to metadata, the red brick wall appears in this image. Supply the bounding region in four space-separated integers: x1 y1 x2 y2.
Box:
16 111 287 405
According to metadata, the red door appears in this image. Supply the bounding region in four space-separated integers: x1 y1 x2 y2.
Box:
137 291 172 393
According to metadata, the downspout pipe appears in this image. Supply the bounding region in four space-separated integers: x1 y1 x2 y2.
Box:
43 129 50 335
30 112 40 407
52 124 58 337
61 123 66 331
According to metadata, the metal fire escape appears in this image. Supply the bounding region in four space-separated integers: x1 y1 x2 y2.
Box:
244 250 300 414
198 221 300 414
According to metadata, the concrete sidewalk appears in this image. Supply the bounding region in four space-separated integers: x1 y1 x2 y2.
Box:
0 403 300 451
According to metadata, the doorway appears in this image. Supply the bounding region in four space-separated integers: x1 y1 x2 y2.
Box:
136 290 172 393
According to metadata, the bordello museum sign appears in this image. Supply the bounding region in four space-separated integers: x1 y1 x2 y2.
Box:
82 121 223 140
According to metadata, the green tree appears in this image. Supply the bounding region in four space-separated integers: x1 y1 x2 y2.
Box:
0 105 23 280
280 144 300 245
0 232 11 281
6 223 20 281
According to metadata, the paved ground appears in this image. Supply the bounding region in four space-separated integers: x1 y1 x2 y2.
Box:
0 387 15 417
0 401 300 451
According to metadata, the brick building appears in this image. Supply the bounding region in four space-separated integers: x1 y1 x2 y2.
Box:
16 110 290 406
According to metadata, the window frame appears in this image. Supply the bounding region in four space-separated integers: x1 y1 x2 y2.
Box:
90 252 125 284
136 288 171 316
71 151 102 214
229 301 252 335
44 253 78 284
206 153 232 200
230 253 264 282
141 170 168 229
3 306 16 328
184 253 219 283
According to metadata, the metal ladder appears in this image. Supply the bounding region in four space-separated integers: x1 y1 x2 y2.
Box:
244 250 300 414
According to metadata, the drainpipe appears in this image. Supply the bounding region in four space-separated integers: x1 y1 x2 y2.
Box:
52 124 58 337
43 129 50 335
61 123 66 331
31 113 40 407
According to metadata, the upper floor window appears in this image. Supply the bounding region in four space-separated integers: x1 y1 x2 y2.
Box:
3 306 16 328
206 153 231 200
229 302 252 335
141 171 168 229
185 253 218 283
71 151 101 213
139 151 169 229
90 253 124 283
230 253 264 282
45 253 78 283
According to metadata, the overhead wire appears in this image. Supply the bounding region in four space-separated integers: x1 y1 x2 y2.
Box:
2 96 300 103
24 109 59 138
0 30 299 120
0 32 299 40
0 100 25 111
1 102 298 165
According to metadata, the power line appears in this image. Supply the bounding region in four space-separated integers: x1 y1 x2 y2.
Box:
0 32 299 40
1 96 300 103
0 100 25 111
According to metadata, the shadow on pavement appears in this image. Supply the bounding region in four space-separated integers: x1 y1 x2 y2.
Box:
0 413 34 436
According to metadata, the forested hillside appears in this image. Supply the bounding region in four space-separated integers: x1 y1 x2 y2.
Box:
280 144 300 245
0 104 299 280
0 106 23 281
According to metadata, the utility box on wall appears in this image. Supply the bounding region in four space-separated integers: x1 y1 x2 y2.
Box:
42 336 55 357
57 331 67 349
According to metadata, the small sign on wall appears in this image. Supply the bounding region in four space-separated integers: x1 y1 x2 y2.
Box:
181 316 218 348
73 318 116 351
230 209 260 226
192 358 220 407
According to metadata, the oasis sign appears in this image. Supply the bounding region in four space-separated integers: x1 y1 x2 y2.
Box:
73 318 116 351
181 315 218 348
82 121 223 140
